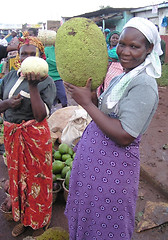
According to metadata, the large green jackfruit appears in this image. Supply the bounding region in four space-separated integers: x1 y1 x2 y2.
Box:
55 17 108 90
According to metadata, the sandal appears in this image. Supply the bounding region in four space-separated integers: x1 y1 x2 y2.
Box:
12 223 26 237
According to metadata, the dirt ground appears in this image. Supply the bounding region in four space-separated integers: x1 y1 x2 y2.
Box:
132 86 168 240
0 86 168 240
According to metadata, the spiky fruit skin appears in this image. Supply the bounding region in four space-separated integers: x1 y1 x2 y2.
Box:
55 17 108 90
36 226 69 240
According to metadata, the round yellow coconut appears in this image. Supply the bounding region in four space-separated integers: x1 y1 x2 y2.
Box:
55 17 108 90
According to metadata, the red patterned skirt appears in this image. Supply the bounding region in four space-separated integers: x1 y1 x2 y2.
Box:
4 119 52 229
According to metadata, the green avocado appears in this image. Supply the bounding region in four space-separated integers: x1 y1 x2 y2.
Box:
52 160 65 174
65 158 73 166
58 143 69 154
61 166 71 178
53 150 62 160
62 153 71 162
65 169 71 189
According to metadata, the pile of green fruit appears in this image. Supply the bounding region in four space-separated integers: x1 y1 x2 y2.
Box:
52 143 75 190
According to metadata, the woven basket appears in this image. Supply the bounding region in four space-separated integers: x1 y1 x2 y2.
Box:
62 180 69 202
52 182 62 204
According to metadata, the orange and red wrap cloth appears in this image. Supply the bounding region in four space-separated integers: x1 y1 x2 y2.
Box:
4 119 52 229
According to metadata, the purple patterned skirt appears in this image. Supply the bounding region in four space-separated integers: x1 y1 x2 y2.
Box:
65 121 141 240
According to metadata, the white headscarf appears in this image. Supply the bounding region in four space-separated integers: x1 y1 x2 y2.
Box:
123 17 163 78
106 17 162 109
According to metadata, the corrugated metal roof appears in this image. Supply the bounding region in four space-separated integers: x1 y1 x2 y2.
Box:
131 2 168 13
63 7 135 21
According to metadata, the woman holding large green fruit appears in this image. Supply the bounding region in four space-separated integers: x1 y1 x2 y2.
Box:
64 17 162 240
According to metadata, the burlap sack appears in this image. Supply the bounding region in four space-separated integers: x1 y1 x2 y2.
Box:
47 106 79 144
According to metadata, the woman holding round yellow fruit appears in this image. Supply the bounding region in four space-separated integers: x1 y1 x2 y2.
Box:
0 35 56 237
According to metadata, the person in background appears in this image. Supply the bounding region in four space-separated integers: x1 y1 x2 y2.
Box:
45 44 68 108
28 28 38 37
0 34 4 39
97 30 123 96
155 24 166 64
0 35 56 237
7 31 19 71
18 31 23 38
5 30 17 44
0 44 18 62
97 60 123 96
0 36 8 46
104 28 111 47
0 43 19 78
8 30 19 46
160 38 166 64
107 30 120 66
64 17 162 240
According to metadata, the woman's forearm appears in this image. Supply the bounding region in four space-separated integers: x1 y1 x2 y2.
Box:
29 84 47 122
0 94 23 113
64 80 134 146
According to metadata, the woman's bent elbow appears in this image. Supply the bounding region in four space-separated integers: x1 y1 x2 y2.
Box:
34 113 46 122
115 135 135 147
